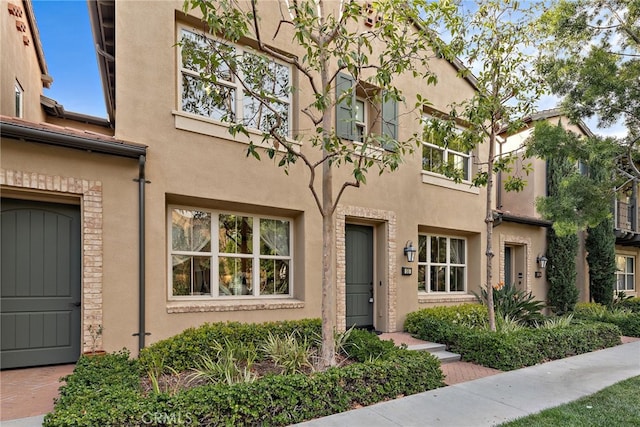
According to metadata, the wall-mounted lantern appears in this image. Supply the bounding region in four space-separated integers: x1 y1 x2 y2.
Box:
536 255 548 269
404 241 416 263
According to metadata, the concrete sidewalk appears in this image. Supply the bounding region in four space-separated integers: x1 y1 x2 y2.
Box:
295 340 640 427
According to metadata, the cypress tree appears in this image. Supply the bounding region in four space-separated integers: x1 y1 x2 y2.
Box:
545 151 579 314
585 161 616 305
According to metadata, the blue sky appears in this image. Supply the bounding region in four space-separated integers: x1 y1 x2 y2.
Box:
32 1 626 138
33 0 106 118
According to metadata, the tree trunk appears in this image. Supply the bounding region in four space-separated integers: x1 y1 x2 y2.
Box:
485 128 497 332
319 36 336 368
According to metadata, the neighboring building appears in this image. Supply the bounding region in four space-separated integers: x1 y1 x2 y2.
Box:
1 1 631 371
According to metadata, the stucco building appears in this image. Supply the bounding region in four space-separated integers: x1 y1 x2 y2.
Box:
1 0 636 370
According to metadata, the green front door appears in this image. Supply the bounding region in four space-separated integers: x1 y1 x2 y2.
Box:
1 198 81 369
345 224 374 329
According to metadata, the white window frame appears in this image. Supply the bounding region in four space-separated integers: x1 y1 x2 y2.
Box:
615 255 635 292
354 98 367 142
168 206 293 300
421 115 472 182
418 234 467 294
15 81 23 118
178 27 292 138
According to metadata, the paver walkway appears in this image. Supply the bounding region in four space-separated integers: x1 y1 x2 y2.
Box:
1 364 74 421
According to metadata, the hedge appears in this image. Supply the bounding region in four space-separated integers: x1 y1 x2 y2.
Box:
45 320 444 426
138 319 322 372
405 305 621 371
574 302 640 337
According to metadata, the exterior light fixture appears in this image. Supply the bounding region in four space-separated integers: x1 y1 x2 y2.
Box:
536 255 548 269
404 241 416 263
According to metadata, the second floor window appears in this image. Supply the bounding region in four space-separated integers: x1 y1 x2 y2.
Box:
15 81 23 118
422 116 471 182
179 28 291 137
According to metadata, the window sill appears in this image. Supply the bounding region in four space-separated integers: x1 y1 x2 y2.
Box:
418 293 478 304
166 298 305 314
172 110 301 153
421 172 479 194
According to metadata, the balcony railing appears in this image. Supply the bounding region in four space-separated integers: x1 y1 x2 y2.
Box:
616 199 637 232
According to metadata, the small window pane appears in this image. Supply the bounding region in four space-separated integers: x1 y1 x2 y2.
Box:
260 259 289 295
172 209 211 252
431 236 446 263
218 256 253 296
422 145 444 172
430 266 445 292
418 235 427 263
450 266 465 292
172 255 191 296
418 264 426 292
354 99 365 122
627 257 634 273
243 96 289 135
172 255 211 296
626 276 634 290
182 75 236 121
260 219 290 256
450 239 465 264
219 214 253 254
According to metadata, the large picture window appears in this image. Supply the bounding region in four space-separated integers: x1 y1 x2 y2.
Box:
170 207 292 298
179 28 291 137
422 116 471 181
616 255 635 292
417 234 466 293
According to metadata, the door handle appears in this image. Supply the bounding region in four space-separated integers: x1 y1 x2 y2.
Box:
70 302 81 307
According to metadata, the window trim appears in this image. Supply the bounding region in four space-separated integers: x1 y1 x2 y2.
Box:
417 234 467 294
615 254 635 293
421 115 472 183
177 25 293 139
167 205 294 301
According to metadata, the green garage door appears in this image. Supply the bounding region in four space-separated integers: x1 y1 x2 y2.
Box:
1 198 81 369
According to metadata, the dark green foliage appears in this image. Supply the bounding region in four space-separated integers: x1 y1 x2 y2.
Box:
621 297 640 313
476 283 545 325
139 319 322 372
546 227 579 314
586 158 617 306
405 305 621 371
542 143 580 315
586 218 616 306
574 303 640 337
46 320 444 426
342 328 399 362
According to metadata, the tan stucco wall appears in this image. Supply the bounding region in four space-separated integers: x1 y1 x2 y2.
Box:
102 0 489 348
1 0 46 121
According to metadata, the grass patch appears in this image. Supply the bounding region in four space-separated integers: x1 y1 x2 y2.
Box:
500 376 640 426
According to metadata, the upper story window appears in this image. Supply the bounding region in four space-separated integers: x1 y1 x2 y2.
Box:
14 81 23 118
417 234 466 293
179 28 291 137
422 116 471 182
170 207 292 299
616 255 635 292
335 73 397 147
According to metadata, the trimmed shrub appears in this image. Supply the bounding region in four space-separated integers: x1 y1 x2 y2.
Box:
621 297 640 313
574 302 640 337
139 319 322 372
46 322 444 426
405 305 622 370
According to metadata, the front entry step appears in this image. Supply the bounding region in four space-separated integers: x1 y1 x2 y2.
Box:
407 342 461 364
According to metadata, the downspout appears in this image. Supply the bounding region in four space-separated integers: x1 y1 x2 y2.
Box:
134 155 150 351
